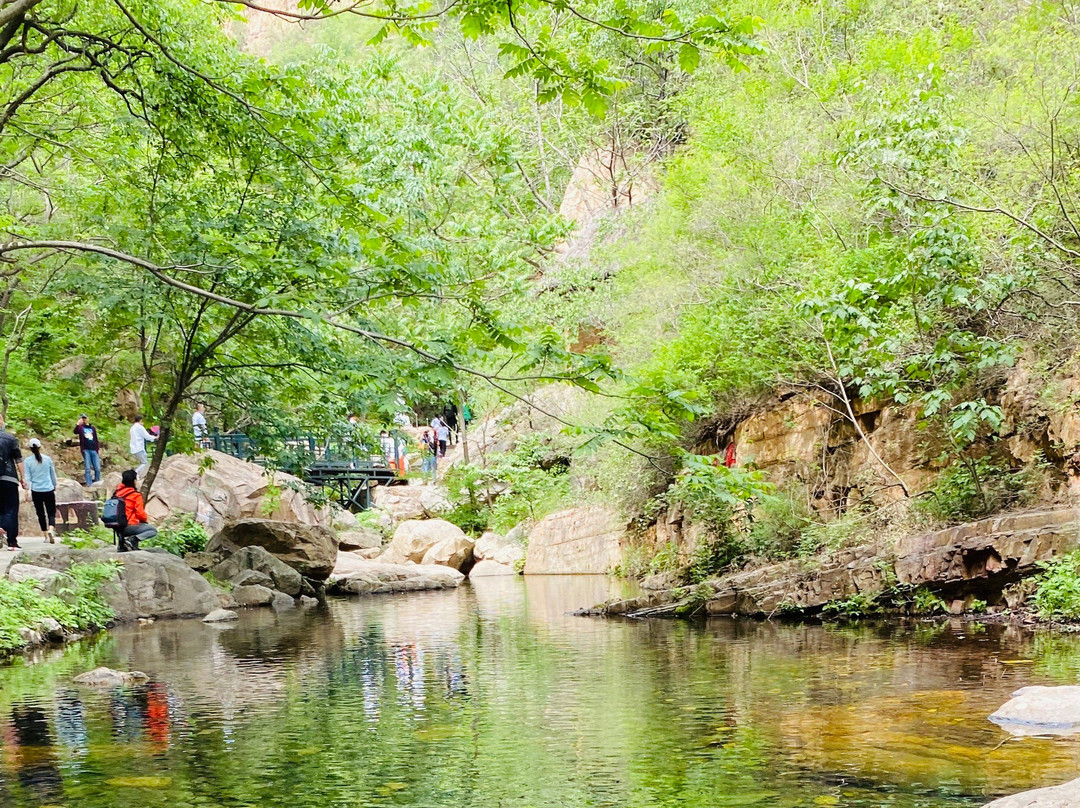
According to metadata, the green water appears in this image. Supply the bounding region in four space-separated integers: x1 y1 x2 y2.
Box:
1 576 1079 807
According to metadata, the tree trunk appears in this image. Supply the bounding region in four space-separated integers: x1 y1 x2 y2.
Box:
142 392 182 496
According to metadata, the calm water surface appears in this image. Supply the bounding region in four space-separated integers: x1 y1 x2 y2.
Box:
1 576 1080 807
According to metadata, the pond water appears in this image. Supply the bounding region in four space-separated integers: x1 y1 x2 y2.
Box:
1 576 1080 807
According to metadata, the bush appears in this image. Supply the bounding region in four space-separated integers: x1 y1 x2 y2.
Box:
747 490 811 558
441 502 492 537
142 516 209 556
1032 551 1080 620
0 561 119 652
916 457 1046 524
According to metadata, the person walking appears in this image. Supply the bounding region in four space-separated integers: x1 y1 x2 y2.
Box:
435 419 450 458
113 469 157 551
192 403 208 448
129 415 156 478
24 439 57 543
73 414 101 487
0 413 26 550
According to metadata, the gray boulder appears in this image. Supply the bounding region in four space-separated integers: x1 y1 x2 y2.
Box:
37 617 65 642
202 609 239 623
271 590 295 610
12 546 219 620
984 778 1080 807
208 519 337 581
989 686 1080 736
233 584 274 607
184 551 220 572
231 569 274 588
328 557 464 595
73 667 149 686
337 528 383 551
210 546 302 595
7 563 65 597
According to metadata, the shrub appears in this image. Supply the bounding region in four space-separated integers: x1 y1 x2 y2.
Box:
0 561 119 652
911 587 947 615
1032 551 1080 620
61 525 113 549
142 516 209 556
917 457 1047 524
747 490 811 558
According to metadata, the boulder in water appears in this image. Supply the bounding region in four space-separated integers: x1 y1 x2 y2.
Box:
74 667 149 686
473 531 524 566
989 686 1080 736
232 584 274 607
421 536 474 571
469 559 517 577
209 545 303 595
202 609 239 623
328 559 464 595
983 777 1080 807
208 519 337 581
381 519 469 566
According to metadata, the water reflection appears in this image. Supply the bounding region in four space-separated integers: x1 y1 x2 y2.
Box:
0 578 1078 807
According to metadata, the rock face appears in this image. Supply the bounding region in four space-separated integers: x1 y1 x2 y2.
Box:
12 546 219 620
989 686 1080 736
523 506 624 575
209 546 303 596
328 556 464 595
208 519 337 581
144 450 331 534
601 508 1080 618
381 520 472 569
371 485 451 524
983 778 1080 807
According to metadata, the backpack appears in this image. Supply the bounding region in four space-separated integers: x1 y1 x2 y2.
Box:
102 490 129 530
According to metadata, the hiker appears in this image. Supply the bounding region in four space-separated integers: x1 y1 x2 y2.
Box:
129 415 156 478
435 419 450 458
441 405 458 445
379 430 395 467
0 413 25 550
113 469 157 550
73 414 101 486
420 429 437 477
192 403 208 447
24 439 57 543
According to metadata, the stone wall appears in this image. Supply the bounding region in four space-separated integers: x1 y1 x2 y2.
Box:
524 506 625 575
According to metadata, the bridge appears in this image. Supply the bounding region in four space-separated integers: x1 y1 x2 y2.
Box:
203 430 408 511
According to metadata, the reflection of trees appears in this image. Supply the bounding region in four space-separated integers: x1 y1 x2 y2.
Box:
2 587 1080 806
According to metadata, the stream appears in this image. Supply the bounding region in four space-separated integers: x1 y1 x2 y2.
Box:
1 575 1079 807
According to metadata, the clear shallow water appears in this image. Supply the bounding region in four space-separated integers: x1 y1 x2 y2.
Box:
1 576 1080 807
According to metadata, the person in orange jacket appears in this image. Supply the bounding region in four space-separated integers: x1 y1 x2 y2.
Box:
113 469 157 551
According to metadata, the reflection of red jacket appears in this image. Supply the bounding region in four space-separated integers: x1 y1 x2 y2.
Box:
115 485 149 525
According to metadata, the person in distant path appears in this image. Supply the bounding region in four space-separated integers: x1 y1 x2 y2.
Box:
379 430 395 467
24 439 57 544
441 405 458 446
420 429 437 478
113 469 157 551
435 419 450 458
192 403 208 448
129 415 156 478
73 414 101 487
0 413 26 550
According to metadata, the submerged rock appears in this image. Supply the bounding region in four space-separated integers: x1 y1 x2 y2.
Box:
202 609 239 623
989 686 1080 736
74 667 149 686
984 777 1080 807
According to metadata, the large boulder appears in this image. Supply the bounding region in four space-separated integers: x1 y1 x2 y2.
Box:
144 450 332 534
381 519 470 566
12 546 218 620
473 531 525 567
371 485 451 524
232 584 275 607
337 528 383 552
421 536 474 571
7 563 65 596
989 686 1080 736
523 506 625 575
209 546 303 596
328 557 464 595
984 778 1080 807
207 519 337 581
469 559 517 577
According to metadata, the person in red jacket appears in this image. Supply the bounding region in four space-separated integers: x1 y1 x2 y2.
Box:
114 469 157 551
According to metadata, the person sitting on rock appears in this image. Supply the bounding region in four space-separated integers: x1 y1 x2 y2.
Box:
114 469 157 551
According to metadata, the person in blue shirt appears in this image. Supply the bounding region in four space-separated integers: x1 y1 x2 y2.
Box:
24 438 57 543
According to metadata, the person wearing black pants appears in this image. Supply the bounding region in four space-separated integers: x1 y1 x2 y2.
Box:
0 414 26 550
25 438 57 542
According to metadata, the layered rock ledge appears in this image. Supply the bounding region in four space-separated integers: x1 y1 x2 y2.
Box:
594 508 1080 618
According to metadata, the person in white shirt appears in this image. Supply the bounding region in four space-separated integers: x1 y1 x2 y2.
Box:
192 403 208 447
129 415 157 477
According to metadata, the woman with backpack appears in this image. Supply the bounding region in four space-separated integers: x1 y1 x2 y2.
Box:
111 469 157 551
24 439 57 543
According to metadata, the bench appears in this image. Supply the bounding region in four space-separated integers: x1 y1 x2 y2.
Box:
54 501 100 533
